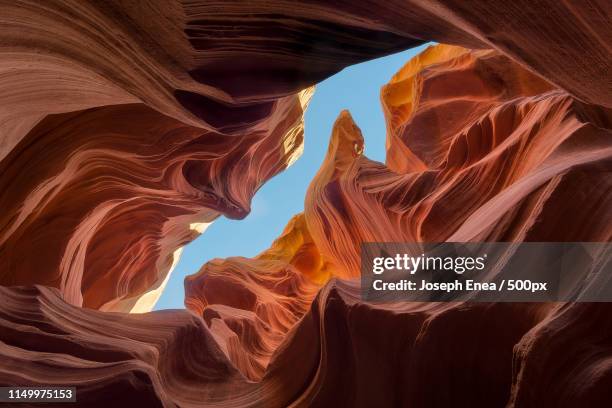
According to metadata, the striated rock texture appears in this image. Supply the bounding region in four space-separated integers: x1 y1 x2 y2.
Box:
180 45 611 407
0 91 313 312
305 45 611 280
1 0 610 309
0 1 611 408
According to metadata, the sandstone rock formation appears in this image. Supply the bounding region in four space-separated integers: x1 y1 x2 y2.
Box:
305 46 611 282
1 0 610 310
0 91 313 312
180 45 611 407
184 215 321 381
0 1 611 407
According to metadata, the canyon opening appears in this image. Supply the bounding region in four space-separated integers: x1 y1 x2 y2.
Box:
0 1 610 407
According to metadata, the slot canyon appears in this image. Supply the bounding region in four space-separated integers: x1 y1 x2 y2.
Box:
0 1 610 407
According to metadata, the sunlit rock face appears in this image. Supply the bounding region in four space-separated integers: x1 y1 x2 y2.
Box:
1 0 609 311
0 1 611 407
1 0 325 311
0 0 425 313
305 45 611 279
181 44 611 406
183 213 336 380
0 93 312 312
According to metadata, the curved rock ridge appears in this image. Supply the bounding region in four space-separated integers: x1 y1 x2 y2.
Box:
182 0 611 106
0 88 312 312
181 44 611 406
184 214 328 380
304 45 611 279
0 0 426 313
1 0 609 311
255 214 334 285
0 0 422 160
0 1 611 407
0 285 252 408
1 284 606 406
0 282 536 408
381 45 555 173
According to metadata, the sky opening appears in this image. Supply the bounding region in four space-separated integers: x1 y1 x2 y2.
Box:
155 44 430 310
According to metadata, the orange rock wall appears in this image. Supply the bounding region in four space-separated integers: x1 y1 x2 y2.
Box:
0 1 611 407
182 44 611 406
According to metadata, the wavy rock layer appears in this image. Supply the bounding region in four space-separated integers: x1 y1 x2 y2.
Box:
181 44 611 406
0 91 312 312
305 46 611 280
184 214 331 380
0 1 611 407
1 0 610 309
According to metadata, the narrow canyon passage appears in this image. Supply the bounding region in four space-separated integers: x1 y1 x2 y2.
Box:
154 45 429 311
0 1 610 407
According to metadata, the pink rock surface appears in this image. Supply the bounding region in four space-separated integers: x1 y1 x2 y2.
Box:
0 2 610 407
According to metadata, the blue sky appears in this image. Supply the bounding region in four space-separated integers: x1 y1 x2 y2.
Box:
155 44 429 310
